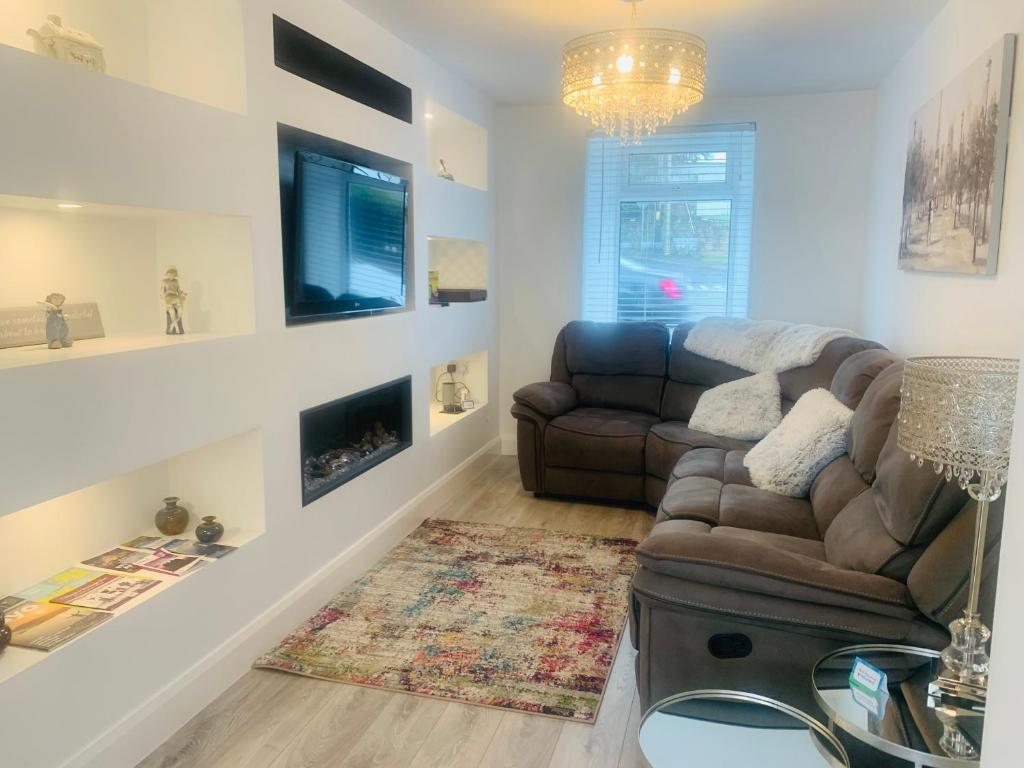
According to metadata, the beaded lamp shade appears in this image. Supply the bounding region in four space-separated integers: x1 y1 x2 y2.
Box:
562 2 706 144
898 356 1019 496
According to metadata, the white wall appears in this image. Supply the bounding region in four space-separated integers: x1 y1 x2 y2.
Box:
496 91 877 446
0 1 497 766
861 1 1024 356
860 2 1024 765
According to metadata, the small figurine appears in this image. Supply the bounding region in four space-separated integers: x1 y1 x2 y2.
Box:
38 293 73 349
438 159 455 182
161 267 187 335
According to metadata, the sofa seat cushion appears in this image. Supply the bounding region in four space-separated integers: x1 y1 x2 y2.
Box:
545 407 660 474
636 521 917 619
671 447 752 487
646 421 755 482
657 476 820 540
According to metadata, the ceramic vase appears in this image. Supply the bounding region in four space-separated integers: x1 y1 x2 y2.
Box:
155 497 189 536
195 516 224 544
0 611 11 654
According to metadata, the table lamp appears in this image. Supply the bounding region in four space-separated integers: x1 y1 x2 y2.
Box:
898 356 1018 758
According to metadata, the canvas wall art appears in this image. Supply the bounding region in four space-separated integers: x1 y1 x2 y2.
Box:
899 34 1016 275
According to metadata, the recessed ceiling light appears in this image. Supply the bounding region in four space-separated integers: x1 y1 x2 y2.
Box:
57 203 83 209
424 113 434 119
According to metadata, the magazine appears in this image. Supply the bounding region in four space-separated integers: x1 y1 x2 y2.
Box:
17 567 106 603
163 539 237 559
51 573 160 611
122 535 177 550
82 547 149 573
0 596 112 651
136 549 204 577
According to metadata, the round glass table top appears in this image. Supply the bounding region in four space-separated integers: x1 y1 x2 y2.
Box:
812 645 985 767
639 690 850 768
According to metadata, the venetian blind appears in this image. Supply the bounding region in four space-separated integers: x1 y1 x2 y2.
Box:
581 123 757 323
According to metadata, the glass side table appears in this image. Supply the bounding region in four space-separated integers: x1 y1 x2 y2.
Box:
639 690 850 768
812 645 985 768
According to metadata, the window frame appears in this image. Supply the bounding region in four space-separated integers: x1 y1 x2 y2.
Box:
581 123 756 324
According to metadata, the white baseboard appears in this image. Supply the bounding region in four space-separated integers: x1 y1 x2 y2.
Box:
501 434 517 456
65 436 502 768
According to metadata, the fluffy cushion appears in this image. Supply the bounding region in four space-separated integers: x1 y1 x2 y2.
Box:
744 388 854 497
688 372 782 440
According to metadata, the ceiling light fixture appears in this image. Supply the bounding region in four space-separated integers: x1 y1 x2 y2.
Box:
57 202 83 209
562 0 706 144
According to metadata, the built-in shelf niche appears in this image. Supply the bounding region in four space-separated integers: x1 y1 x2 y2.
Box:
0 428 265 684
0 194 254 371
429 350 489 436
428 236 488 307
1 0 247 113
426 102 488 192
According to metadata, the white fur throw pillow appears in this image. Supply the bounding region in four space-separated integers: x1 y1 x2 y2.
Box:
688 373 782 441
743 388 854 497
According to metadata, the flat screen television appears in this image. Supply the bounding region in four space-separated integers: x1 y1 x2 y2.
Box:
286 150 408 322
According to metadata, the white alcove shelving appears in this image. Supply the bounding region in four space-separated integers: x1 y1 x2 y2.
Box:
1 0 247 114
425 101 488 192
428 349 489 436
0 428 265 685
0 194 255 371
427 236 488 307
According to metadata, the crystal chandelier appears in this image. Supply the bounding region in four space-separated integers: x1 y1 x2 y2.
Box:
562 0 706 144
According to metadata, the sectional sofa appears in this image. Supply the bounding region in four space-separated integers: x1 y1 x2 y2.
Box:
511 320 882 507
511 321 1003 719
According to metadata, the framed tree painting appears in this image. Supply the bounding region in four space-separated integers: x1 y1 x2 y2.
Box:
899 34 1017 275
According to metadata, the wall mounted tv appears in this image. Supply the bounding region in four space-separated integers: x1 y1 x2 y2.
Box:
285 150 408 323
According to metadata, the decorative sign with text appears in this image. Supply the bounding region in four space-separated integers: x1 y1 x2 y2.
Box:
0 303 105 349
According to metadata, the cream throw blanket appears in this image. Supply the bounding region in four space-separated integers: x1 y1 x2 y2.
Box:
683 318 854 374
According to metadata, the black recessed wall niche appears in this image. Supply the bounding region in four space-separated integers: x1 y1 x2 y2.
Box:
273 15 413 123
278 123 415 326
300 376 413 506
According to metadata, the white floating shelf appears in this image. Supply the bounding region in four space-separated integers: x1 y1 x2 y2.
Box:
0 429 265 685
0 194 255 372
2 1 247 114
0 332 240 373
428 350 489 436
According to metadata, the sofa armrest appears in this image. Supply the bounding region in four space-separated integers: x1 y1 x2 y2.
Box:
513 381 577 418
636 524 915 619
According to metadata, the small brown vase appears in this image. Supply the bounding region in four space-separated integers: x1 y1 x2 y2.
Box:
195 516 224 543
0 611 11 654
156 497 189 535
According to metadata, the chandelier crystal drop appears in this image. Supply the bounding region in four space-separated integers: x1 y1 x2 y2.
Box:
562 1 706 144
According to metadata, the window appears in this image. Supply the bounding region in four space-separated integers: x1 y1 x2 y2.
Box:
581 124 756 323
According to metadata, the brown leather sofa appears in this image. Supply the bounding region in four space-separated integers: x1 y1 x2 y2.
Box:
629 353 1003 716
511 321 883 507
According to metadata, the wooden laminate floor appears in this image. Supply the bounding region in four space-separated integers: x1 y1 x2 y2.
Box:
138 454 655 768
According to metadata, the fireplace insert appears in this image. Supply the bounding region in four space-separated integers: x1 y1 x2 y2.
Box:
300 376 412 505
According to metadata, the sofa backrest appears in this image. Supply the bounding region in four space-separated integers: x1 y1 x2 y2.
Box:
660 322 885 422
808 350 901 533
552 321 669 415
907 494 1003 629
822 362 970 582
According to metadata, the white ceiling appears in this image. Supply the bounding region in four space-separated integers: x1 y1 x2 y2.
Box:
345 0 948 103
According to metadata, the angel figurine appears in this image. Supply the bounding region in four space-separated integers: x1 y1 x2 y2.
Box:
38 292 73 349
161 267 187 335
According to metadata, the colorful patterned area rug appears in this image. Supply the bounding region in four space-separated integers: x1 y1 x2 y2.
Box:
254 518 638 722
